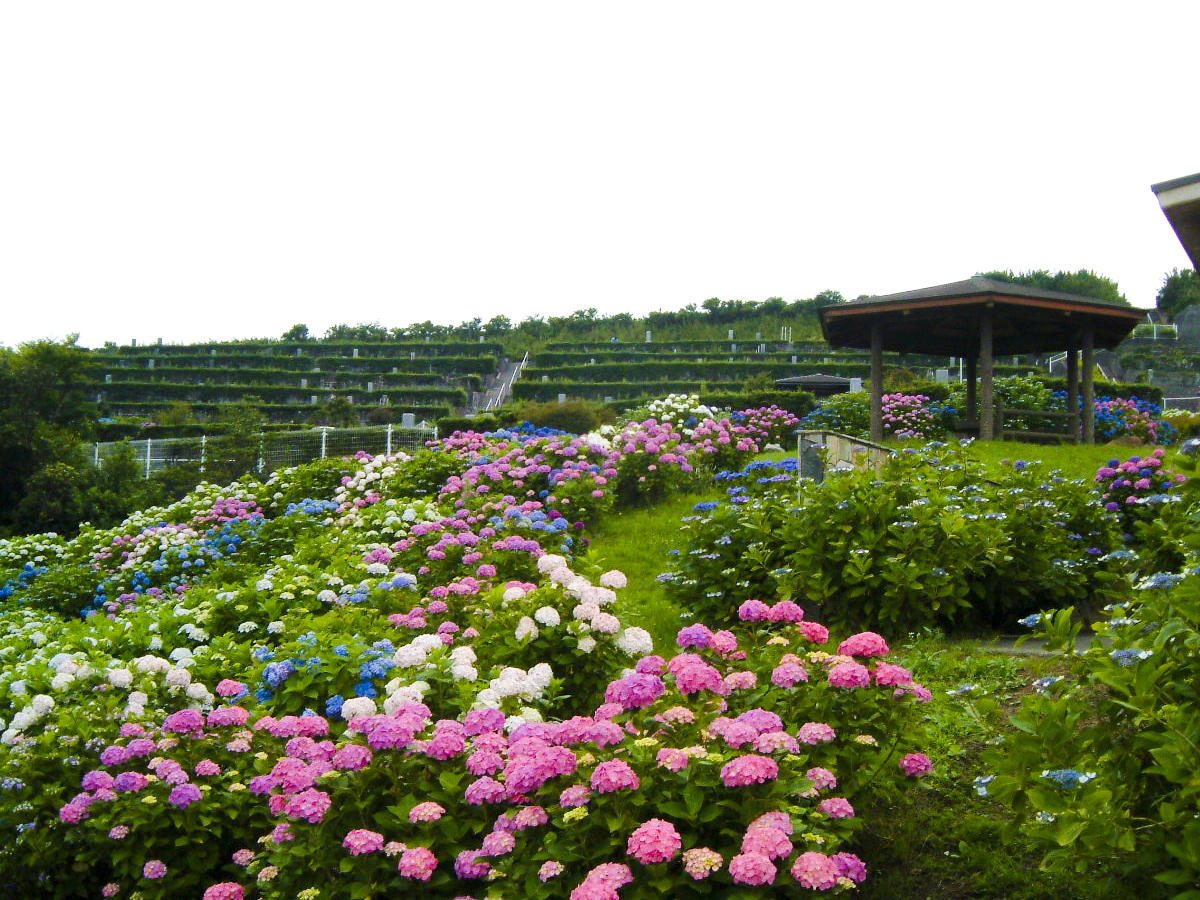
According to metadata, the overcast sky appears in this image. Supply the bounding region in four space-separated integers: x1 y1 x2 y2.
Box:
2 2 1197 349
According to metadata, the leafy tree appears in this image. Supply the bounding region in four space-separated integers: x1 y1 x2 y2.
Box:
1155 268 1200 320
281 323 310 341
0 338 96 534
483 315 513 335
206 398 265 484
977 269 1127 304
12 462 87 535
157 400 197 427
315 395 358 428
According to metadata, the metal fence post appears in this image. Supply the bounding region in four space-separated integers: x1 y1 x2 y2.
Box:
145 439 152 479
200 434 206 473
320 427 328 459
385 424 392 456
94 443 99 468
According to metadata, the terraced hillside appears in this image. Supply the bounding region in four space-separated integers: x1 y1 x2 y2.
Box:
87 340 505 425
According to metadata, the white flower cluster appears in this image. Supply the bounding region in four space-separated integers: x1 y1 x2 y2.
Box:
474 663 554 709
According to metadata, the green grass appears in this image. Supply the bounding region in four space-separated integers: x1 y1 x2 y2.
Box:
585 490 712 650
961 438 1148 482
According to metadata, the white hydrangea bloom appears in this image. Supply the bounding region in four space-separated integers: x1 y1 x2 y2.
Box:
615 627 654 656
340 697 377 721
598 570 628 589
107 669 134 689
165 668 192 687
577 636 597 653
502 587 526 603
451 664 478 682
534 606 561 627
528 663 553 689
394 645 428 668
515 617 539 642
536 554 567 574
267 621 284 634
592 613 621 635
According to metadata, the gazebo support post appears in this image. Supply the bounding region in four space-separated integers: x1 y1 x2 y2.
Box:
965 356 977 425
1082 326 1095 444
979 308 995 440
1066 335 1079 441
870 322 883 442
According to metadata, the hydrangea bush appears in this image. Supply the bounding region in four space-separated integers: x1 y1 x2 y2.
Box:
0 402 933 899
661 444 1122 633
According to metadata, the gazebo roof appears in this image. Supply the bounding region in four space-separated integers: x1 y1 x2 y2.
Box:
819 277 1144 355
1152 172 1200 269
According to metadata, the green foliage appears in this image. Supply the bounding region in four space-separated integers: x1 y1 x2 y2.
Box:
798 391 872 437
661 446 1121 634
0 338 96 535
1155 268 1200 320
985 568 1200 896
977 269 1128 305
518 399 614 434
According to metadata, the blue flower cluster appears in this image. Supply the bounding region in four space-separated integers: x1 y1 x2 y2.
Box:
1040 769 1097 789
285 498 341 516
0 563 47 602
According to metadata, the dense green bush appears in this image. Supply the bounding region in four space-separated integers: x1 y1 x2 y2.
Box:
518 398 615 434
661 445 1121 634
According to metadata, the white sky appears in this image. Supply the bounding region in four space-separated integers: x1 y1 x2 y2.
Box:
2 2 1197 349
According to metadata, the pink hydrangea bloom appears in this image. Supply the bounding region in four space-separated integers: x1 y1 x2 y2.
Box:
162 708 204 735
626 818 682 864
398 846 438 881
792 851 841 889
682 847 723 880
143 860 168 879
284 789 332 823
837 631 890 657
796 621 830 644
481 830 516 857
409 801 446 823
797 722 836 744
832 851 868 882
464 776 507 805
215 679 246 697
768 600 804 622
873 662 913 686
343 829 384 855
771 662 808 687
202 884 244 900
195 759 221 777
738 599 771 621
828 661 871 689
805 767 837 792
720 754 779 787
559 784 591 807
729 851 776 886
899 752 933 776
656 748 690 772
741 826 793 859
591 760 640 794
818 797 855 818
604 673 666 709
539 860 565 881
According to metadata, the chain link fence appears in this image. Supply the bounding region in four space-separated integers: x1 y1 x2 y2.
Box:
90 424 439 478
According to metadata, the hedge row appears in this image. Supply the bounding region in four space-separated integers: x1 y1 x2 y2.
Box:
98 341 505 356
93 354 498 375
101 401 453 426
96 368 482 392
97 381 466 405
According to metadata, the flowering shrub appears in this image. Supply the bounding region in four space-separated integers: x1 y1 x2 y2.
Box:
1089 395 1176 445
2 403 903 899
799 392 953 440
983 569 1200 897
661 444 1121 633
1092 450 1185 538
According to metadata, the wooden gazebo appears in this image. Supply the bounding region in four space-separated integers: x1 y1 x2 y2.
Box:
819 277 1144 443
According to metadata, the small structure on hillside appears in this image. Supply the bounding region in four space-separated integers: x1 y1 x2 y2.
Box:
819 277 1144 443
775 373 852 398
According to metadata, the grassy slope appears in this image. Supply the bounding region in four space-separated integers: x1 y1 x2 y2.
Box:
585 442 1122 899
